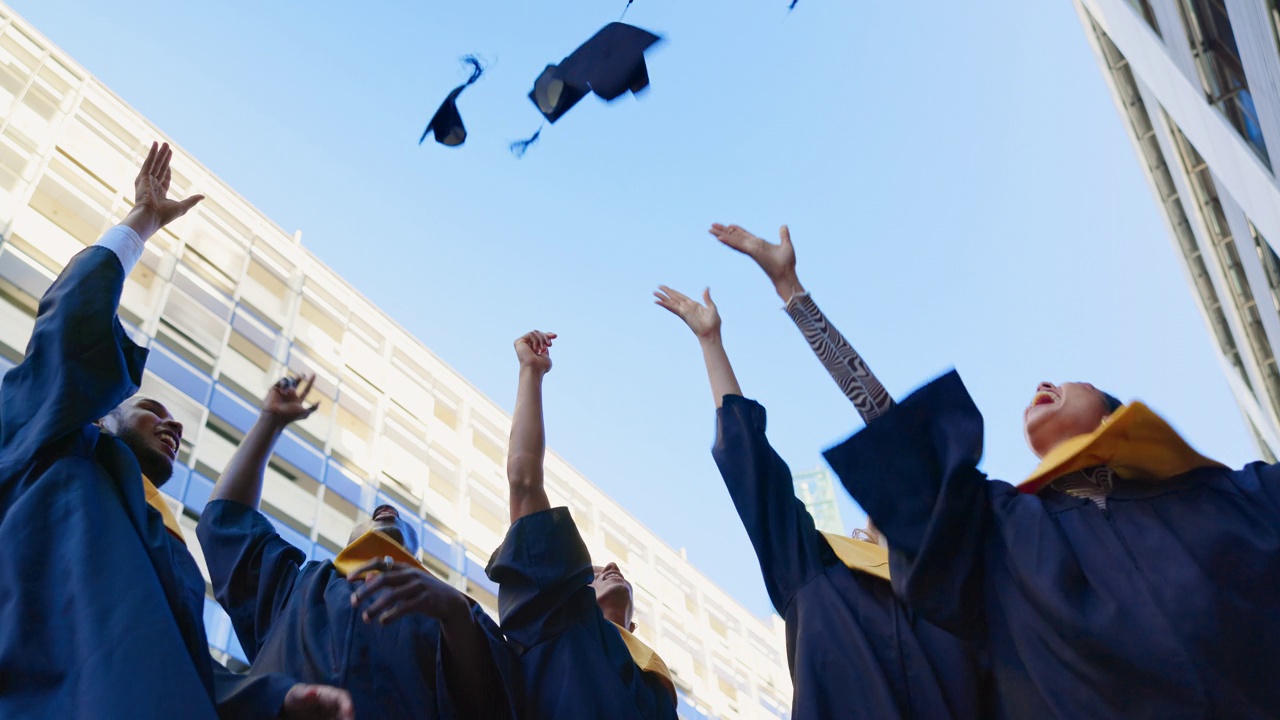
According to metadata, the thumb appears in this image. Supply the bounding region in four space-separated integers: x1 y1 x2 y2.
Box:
702 287 715 308
779 224 792 248
176 194 204 215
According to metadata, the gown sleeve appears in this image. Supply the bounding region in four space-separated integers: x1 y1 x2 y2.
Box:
0 240 148 468
712 395 830 613
211 661 295 720
484 506 596 650
196 499 305 661
785 291 895 421
822 370 992 641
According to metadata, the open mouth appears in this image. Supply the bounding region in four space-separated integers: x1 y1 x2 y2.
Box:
156 430 180 459
1031 390 1058 407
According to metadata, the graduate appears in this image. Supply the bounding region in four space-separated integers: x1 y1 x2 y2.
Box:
197 375 513 719
0 142 351 720
776 241 1280 716
485 331 678 720
654 225 989 720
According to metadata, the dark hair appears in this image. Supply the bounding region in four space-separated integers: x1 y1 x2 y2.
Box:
1098 390 1123 413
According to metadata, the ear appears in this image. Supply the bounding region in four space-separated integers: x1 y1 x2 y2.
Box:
628 621 637 633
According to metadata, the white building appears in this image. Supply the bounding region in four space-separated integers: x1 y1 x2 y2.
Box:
0 4 792 717
1073 0 1280 460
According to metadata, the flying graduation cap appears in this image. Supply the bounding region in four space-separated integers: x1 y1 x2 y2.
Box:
421 56 485 147
528 22 661 124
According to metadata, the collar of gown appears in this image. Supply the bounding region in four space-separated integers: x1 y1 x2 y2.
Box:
610 621 677 704
333 529 427 577
143 477 185 542
1019 401 1226 495
821 532 891 582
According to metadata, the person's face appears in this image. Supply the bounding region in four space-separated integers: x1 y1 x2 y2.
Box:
99 396 182 485
590 562 636 632
347 504 419 554
1023 381 1111 458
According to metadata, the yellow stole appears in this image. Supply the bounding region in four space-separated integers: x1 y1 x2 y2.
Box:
332 529 427 578
143 477 185 542
1019 402 1226 495
611 622 677 703
821 532 891 582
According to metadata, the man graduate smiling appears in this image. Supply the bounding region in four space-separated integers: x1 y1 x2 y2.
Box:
0 142 350 720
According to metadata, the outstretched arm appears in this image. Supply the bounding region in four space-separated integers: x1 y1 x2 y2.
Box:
0 142 204 457
655 284 828 610
710 223 895 423
653 286 741 407
506 331 556 524
210 375 318 508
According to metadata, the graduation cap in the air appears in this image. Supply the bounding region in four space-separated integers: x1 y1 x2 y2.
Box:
528 22 661 124
421 56 485 147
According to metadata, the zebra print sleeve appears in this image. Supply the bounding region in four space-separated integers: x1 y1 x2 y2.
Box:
785 291 895 422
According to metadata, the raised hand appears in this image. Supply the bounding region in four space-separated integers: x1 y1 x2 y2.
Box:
130 142 204 235
514 330 556 375
263 374 320 426
348 557 470 626
654 285 721 341
281 683 355 720
709 223 803 301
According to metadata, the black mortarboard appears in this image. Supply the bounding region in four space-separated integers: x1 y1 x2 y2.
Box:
421 56 484 147
528 22 661 123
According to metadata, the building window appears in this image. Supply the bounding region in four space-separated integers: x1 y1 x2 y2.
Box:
1177 0 1270 166
1171 125 1280 415
1125 0 1161 35
1087 16 1252 395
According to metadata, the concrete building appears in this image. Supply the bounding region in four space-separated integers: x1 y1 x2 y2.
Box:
791 467 845 536
1073 0 1280 460
0 4 791 717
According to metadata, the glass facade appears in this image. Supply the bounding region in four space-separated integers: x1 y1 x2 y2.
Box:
791 467 846 536
1078 0 1280 458
0 5 791 718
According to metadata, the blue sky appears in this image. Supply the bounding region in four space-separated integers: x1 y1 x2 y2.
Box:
17 0 1260 620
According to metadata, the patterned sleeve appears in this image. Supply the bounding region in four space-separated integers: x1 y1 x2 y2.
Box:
785 291 895 422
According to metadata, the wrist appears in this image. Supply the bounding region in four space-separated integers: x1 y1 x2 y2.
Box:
256 412 292 434
518 363 548 379
698 331 724 347
121 204 162 242
773 274 804 303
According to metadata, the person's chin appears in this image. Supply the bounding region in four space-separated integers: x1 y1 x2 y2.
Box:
143 452 176 486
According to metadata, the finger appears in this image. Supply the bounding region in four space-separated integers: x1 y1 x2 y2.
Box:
703 287 715 308
658 285 691 303
160 163 171 192
779 224 792 247
361 584 418 623
155 143 171 177
299 373 316 401
304 402 321 417
140 142 159 176
175 195 204 216
545 332 558 340
352 565 416 603
347 557 388 581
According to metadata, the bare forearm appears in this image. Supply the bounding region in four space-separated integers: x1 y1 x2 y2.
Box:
211 413 286 508
699 334 743 408
507 366 551 522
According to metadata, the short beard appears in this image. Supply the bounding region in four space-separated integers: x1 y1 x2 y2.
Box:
115 426 175 486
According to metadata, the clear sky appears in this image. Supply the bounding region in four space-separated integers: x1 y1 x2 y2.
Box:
14 0 1261 621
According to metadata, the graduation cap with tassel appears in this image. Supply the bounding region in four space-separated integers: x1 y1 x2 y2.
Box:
511 20 662 156
420 55 485 147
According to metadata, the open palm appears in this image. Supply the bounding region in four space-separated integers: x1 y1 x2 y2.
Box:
134 142 203 227
710 223 796 285
654 285 721 340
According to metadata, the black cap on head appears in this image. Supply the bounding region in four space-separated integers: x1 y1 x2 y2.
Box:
1099 390 1123 413
421 56 485 147
528 22 661 123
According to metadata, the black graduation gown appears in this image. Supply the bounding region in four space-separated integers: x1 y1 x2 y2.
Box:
0 246 293 719
712 396 990 720
197 498 513 719
824 370 1280 719
485 506 679 720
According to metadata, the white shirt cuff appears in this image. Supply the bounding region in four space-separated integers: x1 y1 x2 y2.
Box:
95 225 145 274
